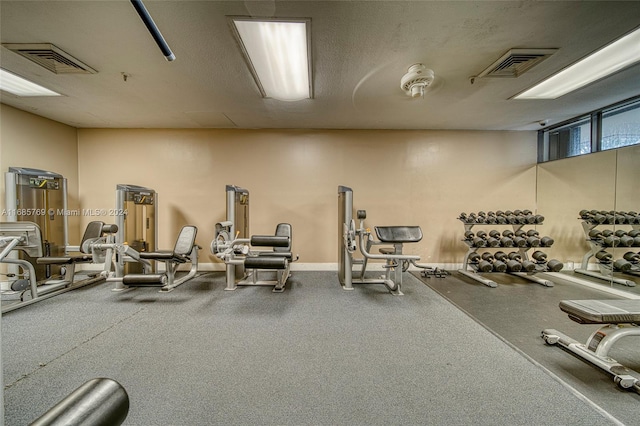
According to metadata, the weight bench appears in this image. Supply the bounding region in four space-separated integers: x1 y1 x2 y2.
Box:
120 225 199 292
542 299 640 393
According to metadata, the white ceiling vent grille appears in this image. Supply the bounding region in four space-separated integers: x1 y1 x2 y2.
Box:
475 48 557 79
2 43 97 74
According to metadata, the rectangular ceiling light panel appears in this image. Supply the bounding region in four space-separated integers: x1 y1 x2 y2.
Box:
0 68 62 97
232 18 311 101
515 26 640 99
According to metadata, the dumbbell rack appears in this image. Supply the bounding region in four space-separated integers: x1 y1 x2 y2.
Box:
575 211 639 287
458 212 555 288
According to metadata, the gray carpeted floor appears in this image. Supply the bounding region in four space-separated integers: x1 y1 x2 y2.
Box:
414 270 639 426
2 272 623 425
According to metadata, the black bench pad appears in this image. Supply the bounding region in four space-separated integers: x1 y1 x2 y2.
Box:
560 299 640 324
139 251 189 263
375 226 423 243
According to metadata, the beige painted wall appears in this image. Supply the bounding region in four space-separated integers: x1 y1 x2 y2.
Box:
77 128 537 266
0 104 81 243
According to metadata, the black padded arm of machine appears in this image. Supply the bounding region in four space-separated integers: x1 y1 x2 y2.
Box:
250 235 290 247
375 226 423 243
559 299 640 324
245 256 288 270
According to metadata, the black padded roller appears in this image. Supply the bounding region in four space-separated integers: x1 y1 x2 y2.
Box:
244 256 287 270
102 224 118 234
250 235 290 247
30 378 129 426
122 274 167 286
613 259 632 272
546 259 564 272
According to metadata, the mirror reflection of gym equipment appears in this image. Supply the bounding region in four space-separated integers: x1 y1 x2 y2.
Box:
338 185 442 295
0 220 115 314
1 168 110 313
211 185 297 292
4 167 68 280
574 209 639 287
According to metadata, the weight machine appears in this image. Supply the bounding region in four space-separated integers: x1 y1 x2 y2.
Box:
211 185 296 292
0 221 115 313
338 186 441 295
100 225 199 293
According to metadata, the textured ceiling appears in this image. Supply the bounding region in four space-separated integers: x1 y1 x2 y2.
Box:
1 1 640 131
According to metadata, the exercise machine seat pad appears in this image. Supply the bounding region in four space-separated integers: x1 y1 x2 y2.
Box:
375 226 423 243
559 299 640 324
138 225 197 262
139 250 189 263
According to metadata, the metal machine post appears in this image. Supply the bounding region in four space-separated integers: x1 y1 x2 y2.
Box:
338 185 354 289
4 167 68 281
226 185 249 286
115 184 157 276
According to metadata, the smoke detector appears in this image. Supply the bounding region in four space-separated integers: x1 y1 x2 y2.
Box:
400 63 434 98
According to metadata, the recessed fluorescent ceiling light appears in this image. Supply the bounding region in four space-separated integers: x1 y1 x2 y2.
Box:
232 18 311 101
0 68 62 97
514 26 640 99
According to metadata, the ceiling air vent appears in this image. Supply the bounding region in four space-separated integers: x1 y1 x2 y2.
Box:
474 48 557 80
2 43 97 74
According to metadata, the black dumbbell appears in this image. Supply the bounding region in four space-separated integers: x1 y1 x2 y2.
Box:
532 251 547 262
595 250 613 263
496 251 522 272
515 230 540 247
546 259 564 272
613 258 632 272
540 236 554 247
623 252 640 263
627 230 640 246
588 229 603 240
484 212 497 224
464 231 485 248
614 230 634 247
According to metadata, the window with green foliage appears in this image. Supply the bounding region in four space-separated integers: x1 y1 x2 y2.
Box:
538 96 640 162
601 99 640 150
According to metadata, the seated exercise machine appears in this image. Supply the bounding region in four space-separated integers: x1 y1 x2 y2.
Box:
212 222 295 292
0 221 114 313
542 299 640 393
99 225 200 293
338 186 443 295
211 185 297 292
